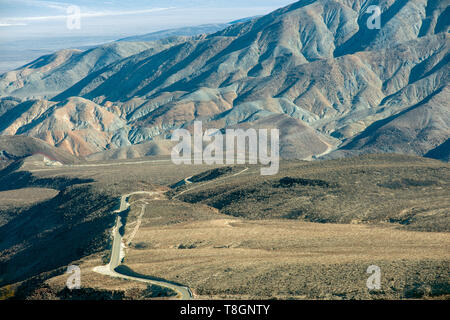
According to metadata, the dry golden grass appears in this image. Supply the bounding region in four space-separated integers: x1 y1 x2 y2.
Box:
122 217 450 299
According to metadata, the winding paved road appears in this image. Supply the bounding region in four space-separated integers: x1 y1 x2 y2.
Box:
93 192 193 300
94 167 250 299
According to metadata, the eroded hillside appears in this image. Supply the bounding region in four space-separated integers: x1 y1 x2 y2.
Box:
0 0 448 160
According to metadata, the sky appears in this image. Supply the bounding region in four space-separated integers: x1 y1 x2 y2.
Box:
0 0 297 39
0 0 296 72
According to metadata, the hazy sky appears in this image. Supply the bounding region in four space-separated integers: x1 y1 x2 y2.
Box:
0 0 296 72
0 0 297 39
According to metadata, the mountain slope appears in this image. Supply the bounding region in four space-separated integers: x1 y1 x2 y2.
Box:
0 0 449 160
340 85 450 157
117 16 261 43
57 0 449 101
0 40 185 99
0 135 80 164
85 139 176 161
225 114 338 159
0 97 127 156
118 24 229 42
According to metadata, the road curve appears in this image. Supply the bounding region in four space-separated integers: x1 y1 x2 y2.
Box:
94 167 250 298
94 192 193 300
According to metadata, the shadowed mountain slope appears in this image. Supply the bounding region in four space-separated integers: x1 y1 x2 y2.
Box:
337 85 450 157
425 138 450 161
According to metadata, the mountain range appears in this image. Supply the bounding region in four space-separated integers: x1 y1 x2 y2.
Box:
0 0 448 161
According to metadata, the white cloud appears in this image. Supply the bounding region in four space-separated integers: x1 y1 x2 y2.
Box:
0 23 27 26
0 6 176 23
0 0 68 11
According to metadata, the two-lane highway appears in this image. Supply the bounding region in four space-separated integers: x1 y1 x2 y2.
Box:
94 192 193 300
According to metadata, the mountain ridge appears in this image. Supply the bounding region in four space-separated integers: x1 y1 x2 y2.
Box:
0 0 448 160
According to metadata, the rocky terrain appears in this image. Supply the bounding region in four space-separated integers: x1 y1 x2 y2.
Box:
0 0 448 160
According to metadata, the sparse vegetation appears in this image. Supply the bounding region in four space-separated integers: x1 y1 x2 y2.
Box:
142 285 177 298
177 155 450 231
0 182 117 287
0 154 448 300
